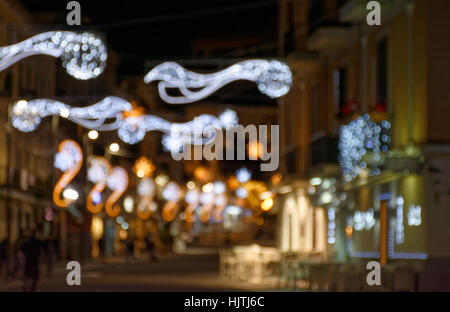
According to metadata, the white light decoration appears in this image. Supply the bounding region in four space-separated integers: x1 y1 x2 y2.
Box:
396 196 405 244
162 182 181 202
235 187 248 199
11 97 132 133
63 188 79 200
137 177 156 220
144 59 292 104
11 97 238 151
353 209 376 231
407 204 421 226
236 167 251 183
0 31 107 80
119 109 238 147
105 166 129 217
328 207 336 244
338 114 390 182
87 156 111 214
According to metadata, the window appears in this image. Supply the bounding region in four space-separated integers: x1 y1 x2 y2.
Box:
376 37 388 112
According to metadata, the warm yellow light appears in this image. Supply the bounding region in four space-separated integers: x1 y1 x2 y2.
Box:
63 188 79 200
248 141 264 159
88 130 99 140
186 181 196 190
271 173 282 185
109 143 120 153
155 174 169 186
91 216 104 240
119 229 128 240
14 100 28 115
261 198 274 211
133 156 155 178
60 108 70 118
202 182 214 193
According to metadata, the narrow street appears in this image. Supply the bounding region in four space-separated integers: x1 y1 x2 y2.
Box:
1 252 268 292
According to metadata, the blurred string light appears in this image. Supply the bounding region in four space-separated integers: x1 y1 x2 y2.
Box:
184 188 200 223
119 109 238 148
87 156 111 214
199 188 215 222
133 156 155 178
53 140 83 208
396 196 405 244
137 177 157 220
162 182 181 222
88 130 99 140
123 196 134 213
338 114 391 182
407 204 421 226
109 143 120 153
105 167 129 217
0 31 107 80
144 60 292 104
236 167 251 183
11 97 132 133
328 208 336 244
353 208 376 231
10 98 238 151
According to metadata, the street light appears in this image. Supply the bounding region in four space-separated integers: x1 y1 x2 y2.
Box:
88 130 99 140
63 188 79 201
109 143 120 153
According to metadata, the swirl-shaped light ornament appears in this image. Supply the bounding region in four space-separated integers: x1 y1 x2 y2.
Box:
10 97 132 133
87 157 112 214
53 140 83 208
0 31 107 80
105 167 129 217
118 109 238 149
137 178 157 220
184 188 200 224
144 60 292 104
162 182 182 222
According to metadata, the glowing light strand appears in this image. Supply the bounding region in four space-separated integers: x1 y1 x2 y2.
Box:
87 157 112 214
338 114 391 181
144 60 292 104
53 140 83 208
11 97 132 132
0 31 107 80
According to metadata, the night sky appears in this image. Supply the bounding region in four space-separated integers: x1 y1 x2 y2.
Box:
22 0 279 75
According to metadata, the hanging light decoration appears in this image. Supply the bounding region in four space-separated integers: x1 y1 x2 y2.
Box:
133 156 155 178
105 167 129 217
144 60 292 104
137 177 157 220
87 156 112 214
10 97 132 132
184 188 200 223
162 182 182 222
338 114 391 182
10 98 238 150
0 31 107 80
53 140 83 208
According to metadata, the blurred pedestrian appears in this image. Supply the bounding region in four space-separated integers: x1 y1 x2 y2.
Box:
145 234 157 262
98 237 105 260
126 238 134 262
21 231 41 292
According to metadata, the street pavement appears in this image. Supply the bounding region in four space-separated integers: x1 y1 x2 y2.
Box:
0 251 269 292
